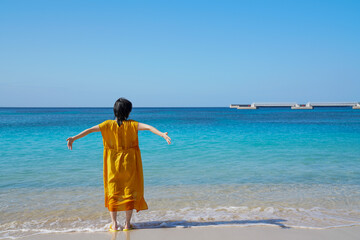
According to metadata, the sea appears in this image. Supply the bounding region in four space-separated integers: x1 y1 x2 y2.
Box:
1 107 360 239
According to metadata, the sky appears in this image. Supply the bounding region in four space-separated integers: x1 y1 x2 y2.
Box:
0 0 359 107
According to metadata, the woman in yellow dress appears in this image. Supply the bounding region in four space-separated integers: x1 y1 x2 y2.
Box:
66 98 171 231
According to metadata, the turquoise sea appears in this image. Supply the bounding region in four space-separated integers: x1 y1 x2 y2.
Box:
1 107 360 239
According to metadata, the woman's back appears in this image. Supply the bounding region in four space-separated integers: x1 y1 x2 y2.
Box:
99 119 148 212
100 120 138 150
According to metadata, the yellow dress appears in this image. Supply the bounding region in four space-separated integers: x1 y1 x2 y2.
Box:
99 119 148 212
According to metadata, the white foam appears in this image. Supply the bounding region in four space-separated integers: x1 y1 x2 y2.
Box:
1 205 360 239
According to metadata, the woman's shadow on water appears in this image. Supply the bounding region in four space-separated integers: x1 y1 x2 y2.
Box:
134 218 290 229
110 219 289 240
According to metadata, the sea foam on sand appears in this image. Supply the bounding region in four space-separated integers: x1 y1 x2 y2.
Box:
16 225 360 240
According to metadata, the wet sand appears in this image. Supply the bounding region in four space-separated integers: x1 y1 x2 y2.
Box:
19 225 360 240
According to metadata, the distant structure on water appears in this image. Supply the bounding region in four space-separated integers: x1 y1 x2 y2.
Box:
230 102 360 110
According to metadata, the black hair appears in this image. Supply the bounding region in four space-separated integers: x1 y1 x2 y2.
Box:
113 98 132 127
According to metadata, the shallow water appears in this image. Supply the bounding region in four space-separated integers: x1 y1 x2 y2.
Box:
1 107 360 239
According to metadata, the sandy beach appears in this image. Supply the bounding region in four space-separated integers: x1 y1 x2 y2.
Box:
19 225 360 240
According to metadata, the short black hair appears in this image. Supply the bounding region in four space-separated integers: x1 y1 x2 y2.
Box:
113 98 132 127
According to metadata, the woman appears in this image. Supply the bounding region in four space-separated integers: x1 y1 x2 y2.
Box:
66 98 171 231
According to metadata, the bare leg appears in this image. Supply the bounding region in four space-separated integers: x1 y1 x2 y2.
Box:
124 210 133 229
109 211 119 230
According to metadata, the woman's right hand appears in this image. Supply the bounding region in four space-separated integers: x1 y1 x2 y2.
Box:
66 137 74 150
138 123 171 144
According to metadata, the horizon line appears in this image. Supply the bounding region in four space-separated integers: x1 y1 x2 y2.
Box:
0 106 229 108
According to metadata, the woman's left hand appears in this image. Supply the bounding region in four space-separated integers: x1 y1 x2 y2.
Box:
162 132 171 144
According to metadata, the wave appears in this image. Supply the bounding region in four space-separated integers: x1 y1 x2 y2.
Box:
1 205 360 239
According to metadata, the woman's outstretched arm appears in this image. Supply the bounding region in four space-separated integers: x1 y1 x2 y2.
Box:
66 125 100 150
138 123 171 144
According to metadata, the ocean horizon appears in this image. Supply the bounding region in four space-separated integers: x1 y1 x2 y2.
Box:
1 107 360 239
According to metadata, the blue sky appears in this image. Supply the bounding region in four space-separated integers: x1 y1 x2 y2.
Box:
0 0 359 107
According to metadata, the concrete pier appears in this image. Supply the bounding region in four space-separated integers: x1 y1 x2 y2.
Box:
230 102 360 110
291 103 313 109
